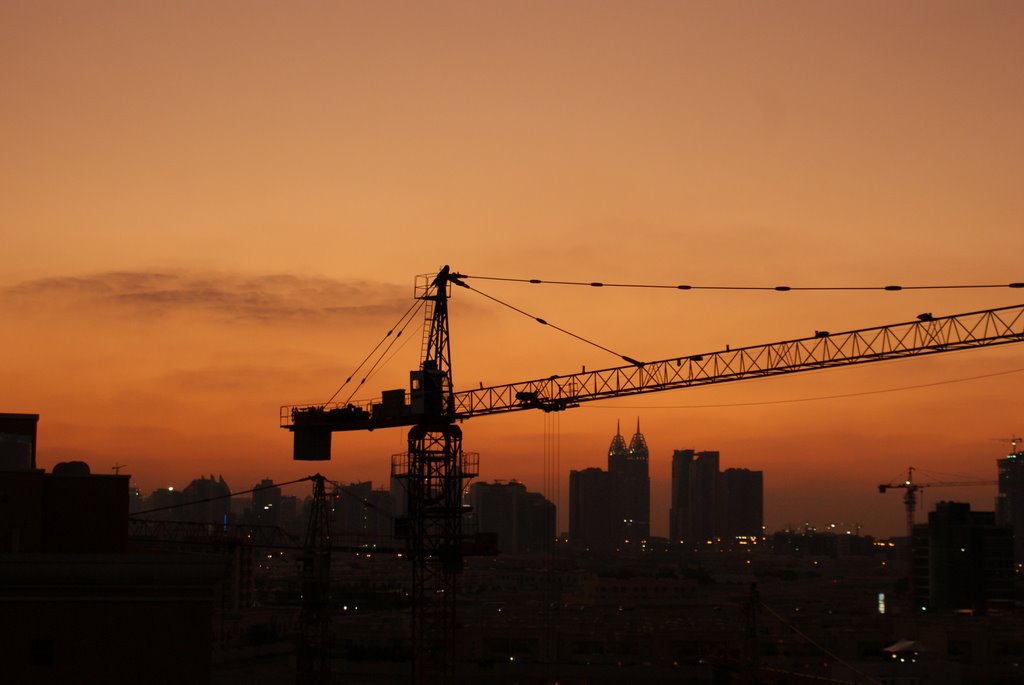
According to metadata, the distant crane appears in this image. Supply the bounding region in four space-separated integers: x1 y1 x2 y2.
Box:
990 436 1022 454
878 466 995 539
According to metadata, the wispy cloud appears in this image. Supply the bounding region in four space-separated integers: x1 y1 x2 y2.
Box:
2 270 411 323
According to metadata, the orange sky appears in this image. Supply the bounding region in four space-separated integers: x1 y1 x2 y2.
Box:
2 2 1022 537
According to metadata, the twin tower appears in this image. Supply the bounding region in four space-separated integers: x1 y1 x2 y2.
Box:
568 420 650 550
608 419 651 542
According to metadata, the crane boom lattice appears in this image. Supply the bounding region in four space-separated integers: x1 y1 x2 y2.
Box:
283 302 1024 434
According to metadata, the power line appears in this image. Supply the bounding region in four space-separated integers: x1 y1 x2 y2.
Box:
464 274 1024 292
133 476 314 516
759 600 883 685
327 479 396 520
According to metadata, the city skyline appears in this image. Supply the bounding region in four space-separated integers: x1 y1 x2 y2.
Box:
115 435 1007 541
2 1 1022 541
7 412 1022 684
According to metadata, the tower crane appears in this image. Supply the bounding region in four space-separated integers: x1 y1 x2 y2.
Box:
991 436 1022 454
281 266 1024 684
878 466 996 540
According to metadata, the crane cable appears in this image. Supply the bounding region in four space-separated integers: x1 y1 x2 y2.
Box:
377 317 420 372
324 272 1022 404
132 476 314 516
343 297 425 406
758 600 883 685
133 476 398 527
324 297 425 406
461 282 645 367
542 409 561 682
911 466 993 482
463 275 1024 292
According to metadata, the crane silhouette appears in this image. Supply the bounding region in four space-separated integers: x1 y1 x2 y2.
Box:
990 436 1022 454
282 266 1024 684
878 466 995 540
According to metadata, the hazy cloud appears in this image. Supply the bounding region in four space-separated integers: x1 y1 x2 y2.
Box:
2 270 411 323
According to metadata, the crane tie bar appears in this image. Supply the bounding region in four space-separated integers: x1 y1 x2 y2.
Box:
463 275 1024 292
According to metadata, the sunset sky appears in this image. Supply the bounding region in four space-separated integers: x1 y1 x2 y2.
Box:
2 1 1022 537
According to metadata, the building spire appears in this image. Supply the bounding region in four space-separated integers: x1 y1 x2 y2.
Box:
628 418 649 461
608 421 628 465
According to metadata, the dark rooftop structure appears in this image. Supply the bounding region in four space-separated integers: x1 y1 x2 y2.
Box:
0 412 39 471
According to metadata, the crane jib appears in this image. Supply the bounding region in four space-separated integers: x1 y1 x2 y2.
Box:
282 302 1024 450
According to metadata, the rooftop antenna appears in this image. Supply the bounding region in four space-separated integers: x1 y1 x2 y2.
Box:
112 463 126 475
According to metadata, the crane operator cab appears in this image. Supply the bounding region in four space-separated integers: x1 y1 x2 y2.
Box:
410 360 449 419
290 360 450 461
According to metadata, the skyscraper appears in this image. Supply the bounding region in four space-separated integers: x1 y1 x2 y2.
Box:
718 468 764 539
995 449 1024 562
332 481 395 546
467 480 555 554
252 478 282 526
669 449 694 543
913 501 1013 613
690 450 720 543
670 449 762 545
569 467 615 550
607 420 651 544
180 474 231 525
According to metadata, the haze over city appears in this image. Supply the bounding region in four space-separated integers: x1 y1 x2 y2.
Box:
3 1 1022 538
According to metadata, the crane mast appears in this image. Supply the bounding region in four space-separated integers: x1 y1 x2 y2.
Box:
391 267 477 685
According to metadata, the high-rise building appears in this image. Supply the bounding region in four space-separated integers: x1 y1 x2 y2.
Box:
569 467 615 550
995 450 1024 562
912 501 1013 613
669 449 694 543
252 478 282 526
144 486 183 521
332 481 395 546
180 474 231 525
607 420 651 544
717 468 764 539
690 450 719 543
466 480 555 554
670 449 762 545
